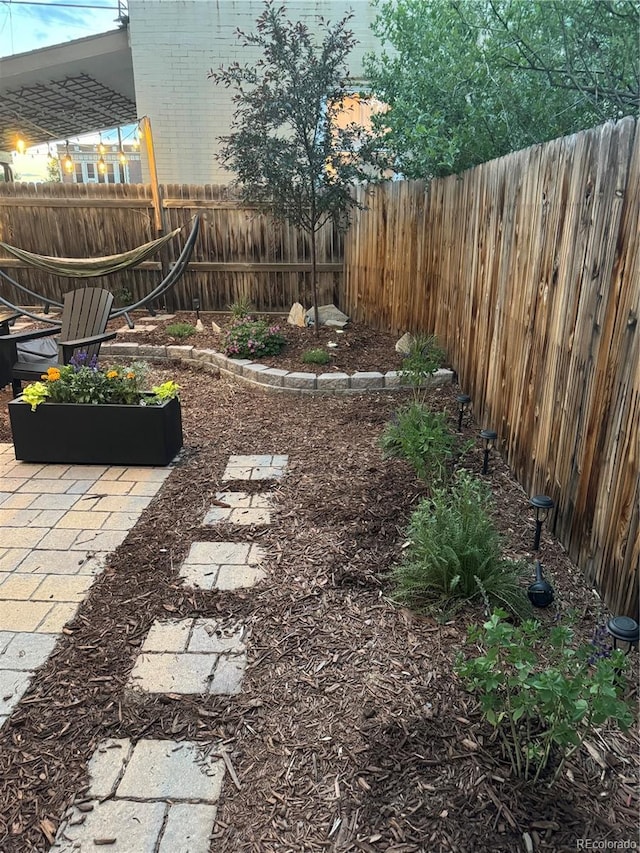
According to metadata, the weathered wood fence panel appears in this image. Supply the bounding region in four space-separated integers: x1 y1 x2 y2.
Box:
0 182 342 311
342 117 639 617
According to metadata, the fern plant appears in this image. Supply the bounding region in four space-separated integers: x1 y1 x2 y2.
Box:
393 470 530 618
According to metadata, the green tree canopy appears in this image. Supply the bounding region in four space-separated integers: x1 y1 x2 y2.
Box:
364 0 639 179
210 0 370 328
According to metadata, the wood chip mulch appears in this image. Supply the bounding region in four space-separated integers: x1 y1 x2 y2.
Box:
0 341 637 852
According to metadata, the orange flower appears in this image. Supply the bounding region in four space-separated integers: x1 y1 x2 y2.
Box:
106 370 119 379
42 367 61 381
126 372 135 379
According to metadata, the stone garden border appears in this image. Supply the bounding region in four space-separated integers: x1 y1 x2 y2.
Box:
100 342 454 395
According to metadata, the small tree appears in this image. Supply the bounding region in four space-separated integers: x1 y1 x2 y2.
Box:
210 0 370 331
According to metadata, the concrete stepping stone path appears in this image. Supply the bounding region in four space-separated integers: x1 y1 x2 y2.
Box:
179 541 266 591
221 453 288 482
128 618 247 695
51 738 223 853
204 491 272 526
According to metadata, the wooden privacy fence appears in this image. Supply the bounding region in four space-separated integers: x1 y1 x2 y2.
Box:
0 182 343 312
342 117 639 618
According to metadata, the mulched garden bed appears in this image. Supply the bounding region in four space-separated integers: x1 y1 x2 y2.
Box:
0 348 637 852
107 310 406 374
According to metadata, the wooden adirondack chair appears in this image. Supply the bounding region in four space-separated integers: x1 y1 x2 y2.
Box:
0 287 117 397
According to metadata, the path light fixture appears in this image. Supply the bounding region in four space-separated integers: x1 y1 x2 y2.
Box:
192 296 201 320
479 429 497 474
456 394 471 431
606 616 639 654
527 561 554 608
530 494 554 551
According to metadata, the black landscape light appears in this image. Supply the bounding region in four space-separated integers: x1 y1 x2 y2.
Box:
527 561 554 608
456 394 471 432
606 616 639 654
479 428 497 474
192 295 201 320
529 494 554 551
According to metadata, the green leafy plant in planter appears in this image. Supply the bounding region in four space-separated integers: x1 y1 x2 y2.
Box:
221 317 285 359
392 470 530 618
302 348 331 365
165 322 196 339
455 610 634 784
20 356 178 410
380 402 455 484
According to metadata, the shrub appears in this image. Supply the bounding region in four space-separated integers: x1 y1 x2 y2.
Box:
380 402 455 483
456 610 634 784
166 322 196 339
392 470 530 618
399 333 445 398
221 317 285 359
228 295 254 319
302 348 331 365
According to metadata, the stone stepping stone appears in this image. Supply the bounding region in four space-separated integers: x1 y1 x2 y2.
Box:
180 541 266 590
116 324 158 334
221 454 288 482
204 491 271 526
128 618 246 695
51 738 223 852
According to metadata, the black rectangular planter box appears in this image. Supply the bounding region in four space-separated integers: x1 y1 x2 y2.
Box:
8 396 183 466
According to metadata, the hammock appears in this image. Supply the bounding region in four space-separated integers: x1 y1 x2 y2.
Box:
0 228 180 278
0 214 200 329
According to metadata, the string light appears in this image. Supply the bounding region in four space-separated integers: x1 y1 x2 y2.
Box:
97 156 107 174
118 149 127 165
63 141 74 173
16 137 26 154
98 133 106 157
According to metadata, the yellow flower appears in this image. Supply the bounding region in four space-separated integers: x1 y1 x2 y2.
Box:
42 367 61 381
126 372 135 379
106 370 119 379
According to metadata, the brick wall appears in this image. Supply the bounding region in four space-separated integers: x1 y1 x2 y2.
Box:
128 0 380 184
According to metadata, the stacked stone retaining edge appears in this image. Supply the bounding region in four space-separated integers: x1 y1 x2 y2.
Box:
100 342 454 395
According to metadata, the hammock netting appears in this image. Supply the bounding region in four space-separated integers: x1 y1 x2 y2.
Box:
0 228 180 278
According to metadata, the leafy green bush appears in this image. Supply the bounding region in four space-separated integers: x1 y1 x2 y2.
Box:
456 610 634 784
302 348 331 365
392 470 529 618
399 333 445 399
166 322 196 339
380 402 455 483
221 317 285 359
228 295 254 319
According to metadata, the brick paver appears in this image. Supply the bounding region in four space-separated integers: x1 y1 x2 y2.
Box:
221 453 288 481
0 443 172 727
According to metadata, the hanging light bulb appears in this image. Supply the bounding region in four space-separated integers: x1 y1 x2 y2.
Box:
118 149 127 165
97 156 107 174
98 134 106 157
63 141 74 173
16 136 26 154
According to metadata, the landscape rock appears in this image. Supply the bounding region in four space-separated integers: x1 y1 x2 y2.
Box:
305 304 349 328
287 302 306 327
395 332 414 354
195 319 204 333
211 321 222 334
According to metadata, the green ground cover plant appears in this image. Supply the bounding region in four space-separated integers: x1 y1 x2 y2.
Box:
302 348 331 365
166 322 196 339
221 317 285 359
456 610 635 784
380 402 455 483
392 470 530 618
399 333 445 400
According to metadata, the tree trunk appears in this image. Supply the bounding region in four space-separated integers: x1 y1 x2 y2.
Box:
310 226 319 336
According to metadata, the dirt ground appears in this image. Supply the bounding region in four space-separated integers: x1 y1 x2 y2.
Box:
0 320 637 852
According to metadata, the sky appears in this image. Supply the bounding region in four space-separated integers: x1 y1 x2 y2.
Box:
0 0 124 57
